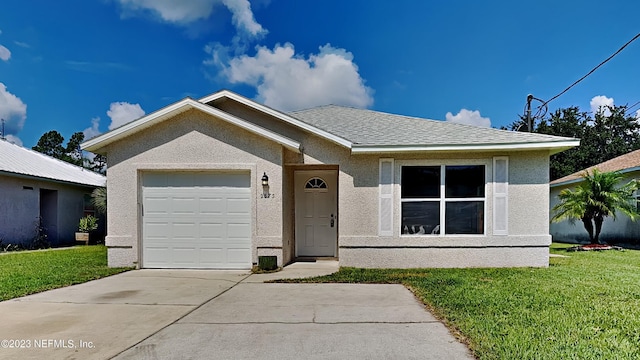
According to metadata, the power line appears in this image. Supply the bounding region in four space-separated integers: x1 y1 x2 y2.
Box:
534 32 640 118
628 100 640 114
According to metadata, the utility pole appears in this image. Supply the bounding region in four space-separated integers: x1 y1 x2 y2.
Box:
525 94 533 132
1 118 5 140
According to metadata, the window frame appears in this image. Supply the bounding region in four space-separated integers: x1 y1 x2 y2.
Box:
399 160 488 236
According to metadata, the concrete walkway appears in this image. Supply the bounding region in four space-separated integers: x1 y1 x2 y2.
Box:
0 261 473 360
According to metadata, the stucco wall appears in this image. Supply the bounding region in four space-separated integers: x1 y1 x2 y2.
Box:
0 174 95 246
327 150 551 268
104 109 284 268
550 172 640 244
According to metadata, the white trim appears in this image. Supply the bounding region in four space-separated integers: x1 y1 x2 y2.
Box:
199 90 353 148
492 156 509 236
351 140 580 154
82 98 302 153
378 158 394 236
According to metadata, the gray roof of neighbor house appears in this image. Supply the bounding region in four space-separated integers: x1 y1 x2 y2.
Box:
551 148 640 187
0 140 106 187
289 105 576 149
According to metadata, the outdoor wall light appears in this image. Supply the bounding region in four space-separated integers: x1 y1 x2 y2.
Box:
261 172 269 186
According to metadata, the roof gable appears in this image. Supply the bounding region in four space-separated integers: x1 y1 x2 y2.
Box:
199 90 352 148
0 140 105 187
82 97 302 154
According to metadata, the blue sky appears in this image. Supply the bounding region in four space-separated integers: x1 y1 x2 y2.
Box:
1 0 639 148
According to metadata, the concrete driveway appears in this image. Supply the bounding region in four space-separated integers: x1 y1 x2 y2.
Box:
0 262 473 360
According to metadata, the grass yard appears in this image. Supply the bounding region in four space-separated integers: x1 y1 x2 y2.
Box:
283 244 640 360
0 245 131 301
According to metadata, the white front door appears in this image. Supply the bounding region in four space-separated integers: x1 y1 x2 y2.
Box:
294 170 338 257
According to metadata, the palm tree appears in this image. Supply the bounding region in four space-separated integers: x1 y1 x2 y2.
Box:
552 169 639 244
91 187 107 215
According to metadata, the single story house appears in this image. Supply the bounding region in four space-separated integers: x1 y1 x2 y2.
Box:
550 149 640 244
0 140 106 246
82 90 578 269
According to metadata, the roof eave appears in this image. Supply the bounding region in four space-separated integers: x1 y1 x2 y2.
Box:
81 98 303 154
0 170 106 188
350 140 580 154
550 165 640 188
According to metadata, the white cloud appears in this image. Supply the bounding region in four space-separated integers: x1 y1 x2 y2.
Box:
445 109 491 127
83 117 102 139
13 41 30 48
107 102 145 130
221 43 374 111
117 0 265 37
590 95 614 116
5 134 22 146
118 0 216 23
0 45 10 61
0 83 27 136
221 0 266 37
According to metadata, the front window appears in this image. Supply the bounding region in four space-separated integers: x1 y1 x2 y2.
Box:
401 165 485 235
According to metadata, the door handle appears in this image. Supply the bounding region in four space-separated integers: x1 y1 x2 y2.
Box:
330 214 335 227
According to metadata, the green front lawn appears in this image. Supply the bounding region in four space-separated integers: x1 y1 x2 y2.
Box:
285 244 640 360
0 246 131 301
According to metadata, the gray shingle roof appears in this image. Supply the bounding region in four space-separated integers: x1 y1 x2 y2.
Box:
289 105 575 147
0 140 106 187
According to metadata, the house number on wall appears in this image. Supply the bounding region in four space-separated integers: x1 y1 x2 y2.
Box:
261 193 275 198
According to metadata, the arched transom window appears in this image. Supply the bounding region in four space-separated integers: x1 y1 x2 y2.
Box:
305 177 327 190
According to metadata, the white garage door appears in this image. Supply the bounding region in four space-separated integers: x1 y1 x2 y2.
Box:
142 172 251 269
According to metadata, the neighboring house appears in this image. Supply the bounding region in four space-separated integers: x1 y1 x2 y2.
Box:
0 140 106 246
550 149 640 244
82 90 578 270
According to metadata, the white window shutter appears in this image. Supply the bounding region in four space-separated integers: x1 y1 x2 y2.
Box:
493 157 508 235
379 158 394 236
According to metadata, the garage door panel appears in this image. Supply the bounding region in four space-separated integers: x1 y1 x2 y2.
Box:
172 197 197 214
145 222 171 237
199 197 224 214
199 248 224 265
227 223 251 238
227 248 252 263
143 172 252 269
172 222 198 238
145 197 170 215
200 221 224 231
172 247 198 263
227 197 250 214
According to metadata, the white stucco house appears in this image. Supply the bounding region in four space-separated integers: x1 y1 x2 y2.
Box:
0 140 106 246
82 90 578 269
550 149 640 244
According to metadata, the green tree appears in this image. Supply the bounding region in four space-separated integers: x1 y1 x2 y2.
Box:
87 154 107 174
63 132 85 166
91 187 107 214
32 130 94 168
509 105 640 180
551 169 639 244
536 107 591 180
32 130 65 159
